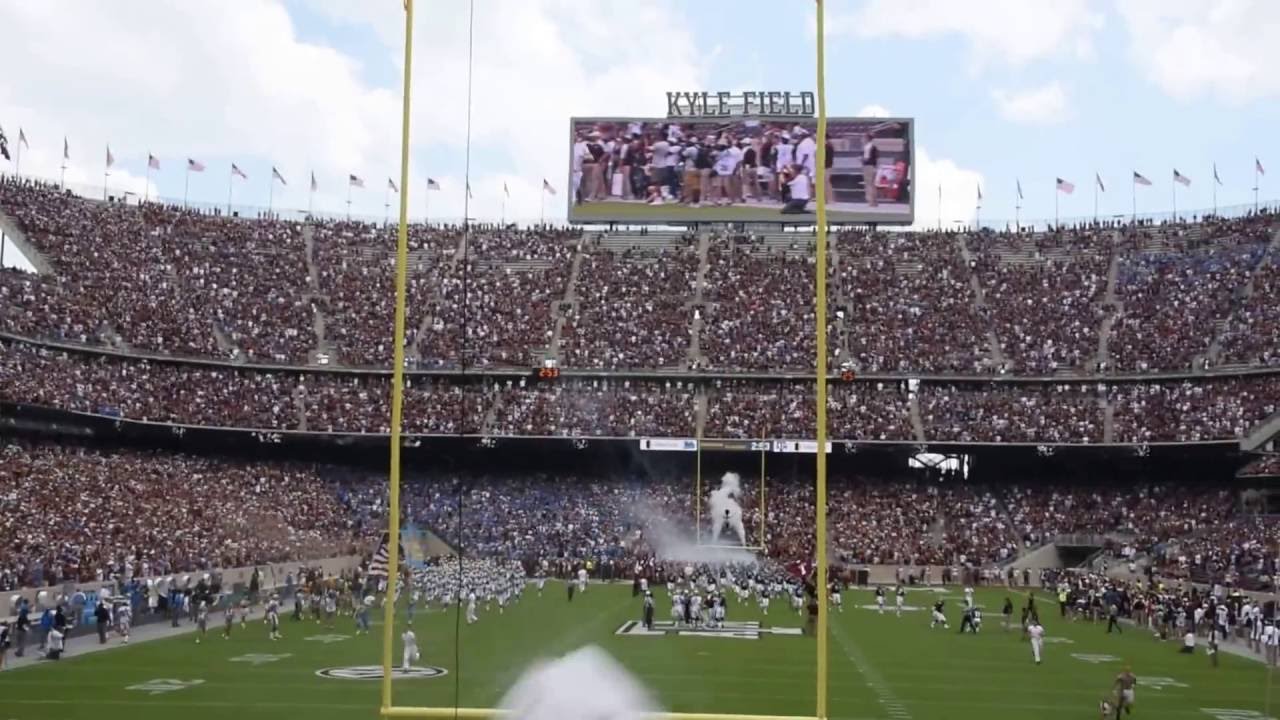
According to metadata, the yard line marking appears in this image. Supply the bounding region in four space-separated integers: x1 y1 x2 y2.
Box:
829 616 914 720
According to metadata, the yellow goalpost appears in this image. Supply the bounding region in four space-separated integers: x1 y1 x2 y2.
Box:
379 1 831 718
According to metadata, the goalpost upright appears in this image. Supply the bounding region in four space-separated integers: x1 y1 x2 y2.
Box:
380 1 831 717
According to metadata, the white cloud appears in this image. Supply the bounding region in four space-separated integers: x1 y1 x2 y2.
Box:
914 146 986 230
990 82 1069 125
855 105 893 118
830 0 1105 69
0 0 710 224
1117 0 1280 103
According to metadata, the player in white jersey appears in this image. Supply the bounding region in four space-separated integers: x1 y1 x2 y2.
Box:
465 591 478 625
964 586 975 609
195 601 209 644
895 586 906 617
536 573 546 596
1028 621 1045 664
401 628 420 670
830 583 843 613
116 602 133 643
577 567 588 594
266 597 282 640
874 586 886 614
757 585 770 615
791 587 804 615
239 599 250 628
1267 622 1280 666
223 603 235 639
672 593 685 624
712 595 726 628
690 594 704 628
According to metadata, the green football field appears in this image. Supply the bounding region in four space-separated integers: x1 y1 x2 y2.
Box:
0 585 1271 720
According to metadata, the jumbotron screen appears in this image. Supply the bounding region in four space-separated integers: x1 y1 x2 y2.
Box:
567 116 913 225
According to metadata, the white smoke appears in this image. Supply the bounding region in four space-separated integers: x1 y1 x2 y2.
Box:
627 472 756 564
708 472 747 546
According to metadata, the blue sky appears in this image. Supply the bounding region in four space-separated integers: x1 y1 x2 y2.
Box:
2 0 1278 228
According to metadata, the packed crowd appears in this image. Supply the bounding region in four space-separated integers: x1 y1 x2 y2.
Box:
3 180 1280 379
0 442 364 590
3 438 1275 592
6 337 1280 442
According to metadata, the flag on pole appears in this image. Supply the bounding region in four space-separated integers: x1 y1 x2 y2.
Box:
310 171 318 192
1173 169 1191 187
1257 158 1266 176
272 167 287 185
387 178 398 192
231 163 247 180
148 153 161 170
1133 171 1152 186
503 182 510 198
976 182 983 202
542 179 556 195
0 126 8 161
18 128 28 149
1095 172 1105 192
1213 164 1222 186
427 178 441 190
1016 179 1023 201
63 137 69 161
1056 177 1075 194
349 174 364 188
366 532 406 578
188 158 206 172
106 145 115 168
466 181 473 199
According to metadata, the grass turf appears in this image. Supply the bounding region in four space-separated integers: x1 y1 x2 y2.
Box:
0 586 1270 720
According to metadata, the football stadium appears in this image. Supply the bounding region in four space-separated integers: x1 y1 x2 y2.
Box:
2 2 1280 720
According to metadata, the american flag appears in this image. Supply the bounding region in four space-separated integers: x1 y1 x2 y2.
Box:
1095 173 1105 192
427 178 441 190
272 167 287 185
1213 164 1222 186
1056 177 1075 195
503 181 510 198
1258 158 1266 176
310 171 318 192
1016 179 1023 201
542 179 556 195
466 181 473 199
349 174 364 188
976 182 983 202
0 126 8 161
63 137 69 161
231 163 247 180
1133 171 1152 186
148 153 161 170
1173 169 1191 187
387 178 398 192
18 128 28 149
106 145 114 168
366 532 405 577
188 158 205 172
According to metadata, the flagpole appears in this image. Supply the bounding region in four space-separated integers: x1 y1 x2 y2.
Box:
1172 178 1177 223
1131 179 1136 224
145 159 152 203
60 161 66 190
308 176 315 218
1212 171 1217 216
268 173 275 217
1054 183 1059 228
346 182 352 221
540 189 545 226
184 166 190 208
1092 175 1098 225
384 183 390 226
424 188 430 225
13 137 20 176
1256 162 1261 214
227 167 234 215
936 183 941 231
103 155 110 202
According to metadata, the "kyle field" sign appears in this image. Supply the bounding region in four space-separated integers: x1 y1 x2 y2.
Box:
666 91 815 118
